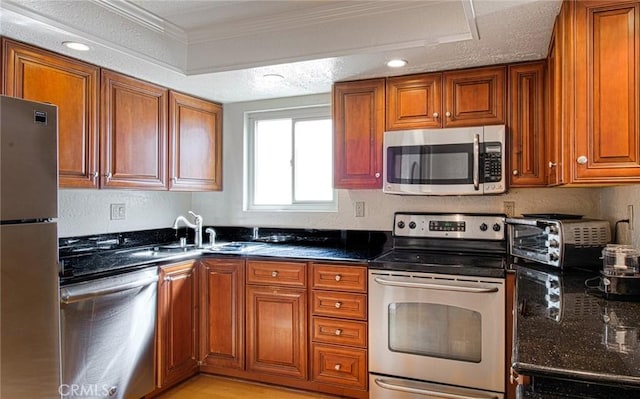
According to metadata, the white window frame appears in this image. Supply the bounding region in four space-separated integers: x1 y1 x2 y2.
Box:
245 105 336 212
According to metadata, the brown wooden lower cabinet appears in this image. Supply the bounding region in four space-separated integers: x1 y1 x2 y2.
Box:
150 260 199 397
148 258 370 399
246 284 308 379
199 258 245 371
311 343 367 390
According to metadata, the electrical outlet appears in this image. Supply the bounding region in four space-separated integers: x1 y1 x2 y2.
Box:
503 201 515 217
628 204 634 231
110 203 126 220
355 201 365 217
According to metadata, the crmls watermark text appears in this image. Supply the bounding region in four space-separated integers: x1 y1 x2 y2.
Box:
59 384 113 397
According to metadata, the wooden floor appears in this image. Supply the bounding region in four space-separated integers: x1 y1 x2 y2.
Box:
157 375 341 399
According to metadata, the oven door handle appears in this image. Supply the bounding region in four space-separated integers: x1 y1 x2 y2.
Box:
374 378 499 399
373 276 499 293
60 275 158 304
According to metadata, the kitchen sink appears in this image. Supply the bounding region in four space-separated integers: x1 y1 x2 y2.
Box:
203 241 266 253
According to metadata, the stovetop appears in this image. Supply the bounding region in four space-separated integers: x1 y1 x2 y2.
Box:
370 212 508 278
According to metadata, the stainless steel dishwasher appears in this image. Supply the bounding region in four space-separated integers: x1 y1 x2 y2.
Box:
59 266 158 399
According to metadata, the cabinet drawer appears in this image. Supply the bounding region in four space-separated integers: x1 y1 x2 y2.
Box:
311 343 367 389
246 260 306 287
311 317 367 348
311 291 367 320
311 264 366 292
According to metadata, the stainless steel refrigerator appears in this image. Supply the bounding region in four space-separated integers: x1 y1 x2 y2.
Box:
0 95 61 398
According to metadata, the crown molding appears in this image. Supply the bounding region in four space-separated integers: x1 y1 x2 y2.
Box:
91 0 187 43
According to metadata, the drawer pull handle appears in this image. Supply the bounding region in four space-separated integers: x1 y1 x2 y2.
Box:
335 329 342 336
271 271 279 278
334 302 342 309
334 364 341 371
335 274 342 282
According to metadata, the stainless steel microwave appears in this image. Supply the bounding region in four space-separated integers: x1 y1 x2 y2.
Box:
382 125 506 195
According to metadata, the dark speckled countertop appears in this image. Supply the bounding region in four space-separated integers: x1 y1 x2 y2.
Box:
59 226 391 285
513 263 640 398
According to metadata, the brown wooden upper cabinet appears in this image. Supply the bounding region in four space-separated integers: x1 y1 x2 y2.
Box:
169 92 223 191
508 61 547 187
570 0 640 183
386 66 506 130
333 79 385 189
2 38 100 188
100 69 168 189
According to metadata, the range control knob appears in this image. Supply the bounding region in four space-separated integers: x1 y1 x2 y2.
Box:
549 253 560 262
479 223 488 231
493 223 502 232
397 221 406 229
408 221 417 229
548 239 560 248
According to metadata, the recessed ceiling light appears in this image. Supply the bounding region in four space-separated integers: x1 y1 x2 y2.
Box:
62 41 90 51
387 59 408 68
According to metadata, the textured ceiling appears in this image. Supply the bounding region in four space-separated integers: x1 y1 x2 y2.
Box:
0 0 561 104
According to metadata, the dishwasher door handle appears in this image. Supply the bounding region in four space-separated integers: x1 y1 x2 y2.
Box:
61 275 158 304
373 276 499 293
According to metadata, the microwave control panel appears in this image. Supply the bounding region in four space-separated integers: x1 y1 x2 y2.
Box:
482 143 502 182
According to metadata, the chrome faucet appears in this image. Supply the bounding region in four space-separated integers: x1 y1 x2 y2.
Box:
205 227 216 247
172 211 203 248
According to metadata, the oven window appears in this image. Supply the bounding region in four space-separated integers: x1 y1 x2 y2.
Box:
388 302 481 363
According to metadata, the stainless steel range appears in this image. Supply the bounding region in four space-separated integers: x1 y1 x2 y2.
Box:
369 212 507 399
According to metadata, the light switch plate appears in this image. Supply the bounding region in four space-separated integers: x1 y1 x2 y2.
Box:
110 203 126 220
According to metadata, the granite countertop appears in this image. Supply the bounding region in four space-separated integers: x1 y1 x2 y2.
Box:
59 227 390 285
512 263 640 398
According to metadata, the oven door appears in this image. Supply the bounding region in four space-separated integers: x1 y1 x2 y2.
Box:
369 270 505 395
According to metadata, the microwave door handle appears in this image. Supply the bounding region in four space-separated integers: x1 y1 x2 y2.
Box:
473 134 480 191
373 276 499 293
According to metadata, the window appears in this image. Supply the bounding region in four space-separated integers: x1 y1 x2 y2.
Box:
246 106 335 211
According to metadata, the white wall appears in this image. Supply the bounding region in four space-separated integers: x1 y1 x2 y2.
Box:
600 185 640 249
58 189 192 237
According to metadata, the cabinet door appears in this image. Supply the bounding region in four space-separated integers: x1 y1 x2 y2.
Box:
169 91 222 191
443 66 506 127
246 285 307 379
200 258 245 370
508 61 547 187
386 73 443 130
547 9 568 187
573 1 640 182
333 79 385 189
100 69 168 189
157 261 199 389
2 38 99 188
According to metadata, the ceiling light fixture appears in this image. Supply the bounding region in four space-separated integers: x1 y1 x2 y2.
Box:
62 41 90 51
387 59 408 68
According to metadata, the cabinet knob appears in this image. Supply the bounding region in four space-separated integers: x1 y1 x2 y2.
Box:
335 329 342 336
445 111 452 118
335 274 342 282
577 156 588 165
375 172 380 178
271 271 279 278
92 171 99 181
432 112 439 118
334 302 342 309
512 170 519 176
104 172 112 181
171 177 177 182
334 364 341 371
549 161 557 168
